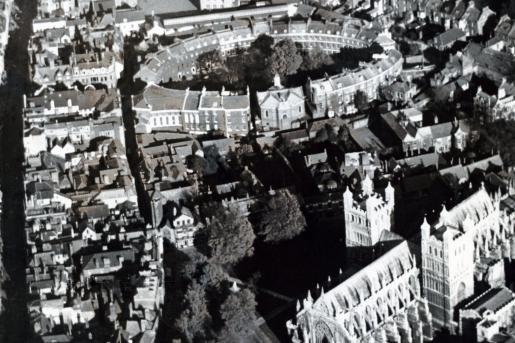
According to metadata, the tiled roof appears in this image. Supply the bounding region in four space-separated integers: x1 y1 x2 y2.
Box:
80 247 135 271
464 287 515 314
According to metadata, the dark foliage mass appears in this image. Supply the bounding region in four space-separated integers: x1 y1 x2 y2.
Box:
218 289 257 341
191 34 362 91
476 119 515 166
196 205 255 266
256 189 307 243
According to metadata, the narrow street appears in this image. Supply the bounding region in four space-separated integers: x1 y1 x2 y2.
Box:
0 0 37 342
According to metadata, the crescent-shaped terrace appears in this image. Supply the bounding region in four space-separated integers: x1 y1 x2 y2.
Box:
135 16 403 117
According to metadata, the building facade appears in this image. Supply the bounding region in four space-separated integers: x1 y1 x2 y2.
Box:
420 187 511 331
343 176 395 257
32 52 124 88
256 75 306 131
199 0 240 10
287 241 433 343
132 84 250 136
307 50 403 117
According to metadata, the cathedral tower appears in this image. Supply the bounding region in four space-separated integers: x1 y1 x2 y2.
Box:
421 213 475 331
343 177 395 260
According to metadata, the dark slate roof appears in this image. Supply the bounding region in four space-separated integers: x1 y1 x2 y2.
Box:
464 287 515 314
80 247 135 271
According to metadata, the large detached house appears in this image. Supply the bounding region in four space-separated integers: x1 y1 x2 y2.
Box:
372 112 471 156
257 75 306 131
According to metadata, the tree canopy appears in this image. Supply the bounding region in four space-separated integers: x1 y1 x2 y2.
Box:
354 90 369 112
250 34 274 57
175 280 212 342
218 289 257 341
300 46 333 72
268 39 303 77
197 50 225 76
256 189 306 243
196 206 255 265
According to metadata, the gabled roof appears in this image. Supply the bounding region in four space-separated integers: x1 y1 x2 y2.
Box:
434 28 465 47
464 287 515 314
77 204 110 220
443 188 495 230
257 86 304 109
80 246 135 271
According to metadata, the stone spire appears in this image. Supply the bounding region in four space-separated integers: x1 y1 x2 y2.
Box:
362 173 373 196
421 215 430 238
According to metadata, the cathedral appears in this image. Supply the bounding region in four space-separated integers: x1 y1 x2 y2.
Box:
288 178 515 342
287 177 432 343
286 240 433 343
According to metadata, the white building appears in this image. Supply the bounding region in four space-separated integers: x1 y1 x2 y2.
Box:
343 175 395 258
161 206 201 249
200 0 240 10
420 186 513 331
307 50 403 117
132 84 250 136
256 75 306 131
32 52 124 88
287 240 433 343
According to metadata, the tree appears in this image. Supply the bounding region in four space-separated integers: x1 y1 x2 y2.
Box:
268 39 303 77
301 46 332 71
197 50 225 76
354 90 369 112
245 38 274 87
196 206 255 265
222 53 246 87
249 34 274 57
218 289 257 341
256 189 306 243
198 262 227 288
175 281 212 342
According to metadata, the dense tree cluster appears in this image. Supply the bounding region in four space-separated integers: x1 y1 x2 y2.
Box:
175 280 212 342
354 90 369 112
186 154 208 177
195 34 334 91
197 50 225 77
256 189 306 243
473 119 515 165
218 289 257 341
332 42 384 70
268 39 303 77
173 252 258 342
170 185 308 341
300 46 333 72
196 206 255 265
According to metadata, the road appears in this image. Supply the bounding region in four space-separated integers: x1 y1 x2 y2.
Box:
0 0 37 342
